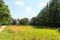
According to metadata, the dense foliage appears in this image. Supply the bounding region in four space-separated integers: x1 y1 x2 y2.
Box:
36 0 60 27
0 0 12 25
19 18 29 25
10 19 17 25
29 17 37 26
11 18 29 25
2 0 60 27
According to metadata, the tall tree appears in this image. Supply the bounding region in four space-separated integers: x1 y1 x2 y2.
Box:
48 0 60 26
0 0 12 25
36 0 60 27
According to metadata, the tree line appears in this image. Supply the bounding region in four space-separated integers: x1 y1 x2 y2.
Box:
10 17 37 25
0 0 36 26
35 0 60 27
10 18 29 25
0 0 60 27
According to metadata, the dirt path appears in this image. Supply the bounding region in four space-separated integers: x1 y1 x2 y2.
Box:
0 25 6 32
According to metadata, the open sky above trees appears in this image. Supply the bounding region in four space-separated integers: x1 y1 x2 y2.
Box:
4 0 49 19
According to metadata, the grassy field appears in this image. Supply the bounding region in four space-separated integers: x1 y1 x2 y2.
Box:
0 25 60 40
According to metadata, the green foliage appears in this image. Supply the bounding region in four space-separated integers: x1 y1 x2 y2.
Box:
36 0 60 27
29 17 37 26
11 18 29 25
0 0 12 25
11 19 17 25
19 18 29 25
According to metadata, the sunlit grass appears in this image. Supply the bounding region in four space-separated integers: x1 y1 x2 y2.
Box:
0 25 60 40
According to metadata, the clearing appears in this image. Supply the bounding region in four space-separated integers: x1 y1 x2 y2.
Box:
0 25 60 40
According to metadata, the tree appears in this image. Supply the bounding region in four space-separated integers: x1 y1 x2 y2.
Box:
10 19 17 25
36 0 60 27
48 0 60 27
36 3 50 26
0 0 12 25
19 18 29 25
30 17 37 26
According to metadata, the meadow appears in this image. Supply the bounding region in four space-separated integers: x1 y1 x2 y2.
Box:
0 25 60 40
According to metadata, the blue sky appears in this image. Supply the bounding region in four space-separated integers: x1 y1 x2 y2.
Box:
4 0 49 19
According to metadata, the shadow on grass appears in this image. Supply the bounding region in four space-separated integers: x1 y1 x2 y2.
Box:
33 26 60 34
33 25 58 30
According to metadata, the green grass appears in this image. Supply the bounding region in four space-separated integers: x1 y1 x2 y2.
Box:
0 25 60 40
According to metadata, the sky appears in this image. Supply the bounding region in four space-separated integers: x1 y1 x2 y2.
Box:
4 0 49 19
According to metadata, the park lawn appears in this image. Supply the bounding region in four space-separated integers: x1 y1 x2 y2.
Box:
0 25 60 40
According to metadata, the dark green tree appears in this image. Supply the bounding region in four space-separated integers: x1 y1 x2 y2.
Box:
30 17 37 25
48 0 60 27
19 18 29 25
10 19 17 25
36 0 60 27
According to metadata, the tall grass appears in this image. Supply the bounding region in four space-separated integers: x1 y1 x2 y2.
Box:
0 25 60 40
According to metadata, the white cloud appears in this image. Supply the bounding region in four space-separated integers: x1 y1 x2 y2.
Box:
37 0 50 9
24 7 34 13
37 3 47 8
15 1 24 6
24 7 36 18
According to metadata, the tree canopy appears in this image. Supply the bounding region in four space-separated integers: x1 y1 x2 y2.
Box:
0 0 12 25
36 0 60 27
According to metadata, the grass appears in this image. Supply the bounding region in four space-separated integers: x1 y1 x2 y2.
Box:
0 25 60 40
